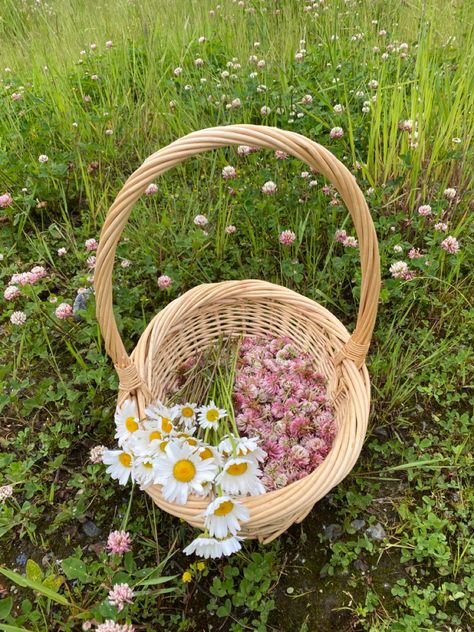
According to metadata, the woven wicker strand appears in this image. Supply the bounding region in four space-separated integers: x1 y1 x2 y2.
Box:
94 125 381 544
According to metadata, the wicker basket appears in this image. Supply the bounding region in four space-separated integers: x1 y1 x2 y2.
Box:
94 124 381 544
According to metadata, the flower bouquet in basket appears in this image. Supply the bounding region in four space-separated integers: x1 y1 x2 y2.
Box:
102 335 336 559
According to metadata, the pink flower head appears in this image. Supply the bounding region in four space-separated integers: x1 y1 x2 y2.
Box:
57 247 67 256
222 165 237 180
329 126 344 139
418 204 432 217
145 183 158 195
225 225 236 234
0 193 13 208
105 40 113 48
85 238 98 251
10 311 27 325
279 230 296 246
434 222 448 232
408 248 423 259
97 621 135 632
193 214 208 227
108 583 134 612
87 256 96 270
274 150 289 160
389 261 409 279
106 530 132 555
55 303 73 320
30 265 47 280
335 229 347 244
441 236 459 254
261 181 277 195
38 154 49 163
343 236 358 248
89 445 106 464
237 145 257 156
4 286 20 300
443 188 456 200
158 274 173 289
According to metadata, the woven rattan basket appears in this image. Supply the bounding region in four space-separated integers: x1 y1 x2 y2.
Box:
94 124 381 544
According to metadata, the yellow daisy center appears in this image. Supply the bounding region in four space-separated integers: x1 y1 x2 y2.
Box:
143 461 153 469
125 416 139 432
182 406 194 418
227 462 248 476
200 448 213 460
214 500 234 516
206 409 219 423
119 452 132 468
173 459 196 483
149 430 162 442
161 417 173 433
159 440 169 452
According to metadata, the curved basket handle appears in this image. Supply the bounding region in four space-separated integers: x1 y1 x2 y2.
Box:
94 124 381 395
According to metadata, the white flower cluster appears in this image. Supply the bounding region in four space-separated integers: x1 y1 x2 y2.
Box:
103 399 267 558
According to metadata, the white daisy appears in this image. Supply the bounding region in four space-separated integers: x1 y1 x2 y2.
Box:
216 458 265 496
133 454 160 489
155 441 218 504
183 535 243 559
218 435 266 463
197 401 227 430
144 401 178 434
202 496 250 538
197 444 223 467
175 432 201 450
129 428 164 455
114 399 141 447
102 449 134 485
177 402 198 428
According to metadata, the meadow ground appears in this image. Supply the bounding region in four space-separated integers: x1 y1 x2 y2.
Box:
0 0 473 630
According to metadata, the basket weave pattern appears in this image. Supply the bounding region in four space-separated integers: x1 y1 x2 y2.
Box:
95 125 381 544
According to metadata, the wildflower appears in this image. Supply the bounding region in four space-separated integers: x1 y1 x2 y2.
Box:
389 261 409 279
173 67 182 76
202 496 250 538
261 181 277 195
4 286 20 300
108 583 134 612
274 150 289 159
434 222 448 232
225 225 236 234
237 145 256 156
198 401 227 430
38 154 49 163
154 442 218 504
10 311 27 325
11 92 22 101
393 244 403 253
106 530 132 555
85 238 98 251
194 214 208 227
343 236 358 248
89 445 106 464
368 79 379 89
87 256 96 269
329 126 344 139
408 248 423 259
300 94 313 105
0 193 13 208
105 40 113 48
114 400 141 447
182 571 192 583
418 204 432 217
399 119 413 132
102 449 134 485
194 58 204 67
333 103 344 113
120 259 131 268
441 236 460 254
158 275 173 289
443 188 457 200
145 183 158 195
90 43 97 50
279 230 296 246
0 485 13 503
169 100 177 109
183 535 243 559
230 98 241 109
83 95 92 103
335 229 347 243
452 137 462 144
105 129 113 135
55 303 73 320
197 561 206 571
57 247 67 256
294 52 304 61
222 165 237 179
257 59 265 68
216 458 265 496
97 622 134 632
198 36 206 43
260 105 271 116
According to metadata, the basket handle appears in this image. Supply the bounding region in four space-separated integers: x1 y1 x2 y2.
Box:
94 124 381 395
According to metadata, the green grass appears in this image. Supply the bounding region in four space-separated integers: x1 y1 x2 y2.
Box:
0 0 473 630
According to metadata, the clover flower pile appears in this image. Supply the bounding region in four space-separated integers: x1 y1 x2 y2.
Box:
102 399 266 559
234 337 337 491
